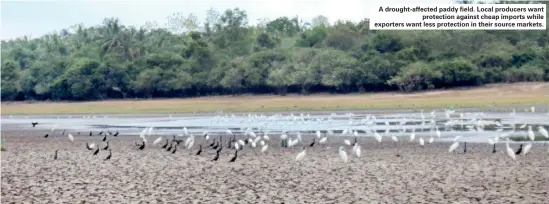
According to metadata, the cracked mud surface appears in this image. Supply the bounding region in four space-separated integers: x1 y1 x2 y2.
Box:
2 129 548 203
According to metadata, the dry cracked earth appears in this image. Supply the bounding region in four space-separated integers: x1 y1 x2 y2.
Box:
1 128 548 203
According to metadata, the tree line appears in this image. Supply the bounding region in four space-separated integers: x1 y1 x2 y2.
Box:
2 1 549 101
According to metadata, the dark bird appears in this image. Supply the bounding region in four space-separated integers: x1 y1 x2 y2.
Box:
108 130 113 136
196 145 202 155
227 137 233 149
104 150 112 160
93 147 100 156
167 142 173 152
492 143 497 153
31 122 39 127
229 150 238 162
212 141 219 149
44 134 49 138
54 150 59 160
77 132 81 136
309 138 316 147
171 144 177 154
102 134 107 142
61 129 66 136
138 141 145 150
162 139 169 149
89 131 93 136
352 137 358 146
86 142 93 150
216 145 223 153
209 139 216 147
463 142 467 153
212 151 220 161
515 144 523 155
102 141 109 150
113 131 119 137
174 135 182 145
98 131 103 136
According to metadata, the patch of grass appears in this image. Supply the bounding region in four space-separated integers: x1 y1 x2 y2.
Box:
0 146 5 151
1 83 548 114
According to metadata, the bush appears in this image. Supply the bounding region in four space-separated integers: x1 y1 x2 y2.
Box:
504 65 545 82
387 61 441 92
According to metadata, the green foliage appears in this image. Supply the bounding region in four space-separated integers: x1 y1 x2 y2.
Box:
1 6 549 101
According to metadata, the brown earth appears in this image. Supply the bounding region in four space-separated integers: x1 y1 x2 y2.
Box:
2 82 548 115
1 129 548 203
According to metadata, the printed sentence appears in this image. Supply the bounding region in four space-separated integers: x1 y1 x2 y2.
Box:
380 5 543 13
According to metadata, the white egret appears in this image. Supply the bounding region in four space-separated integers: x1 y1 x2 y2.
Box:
527 126 535 141
289 139 299 147
410 130 416 142
428 137 434 144
538 126 548 138
249 131 257 138
280 133 288 140
419 137 424 147
354 145 361 157
374 132 382 143
253 136 262 145
139 128 147 139
187 138 195 149
261 144 268 153
185 135 194 147
505 138 516 160
67 133 74 142
319 137 327 144
391 135 398 142
296 147 307 161
522 143 532 155
339 146 348 163
153 137 162 145
449 141 459 153
343 139 351 146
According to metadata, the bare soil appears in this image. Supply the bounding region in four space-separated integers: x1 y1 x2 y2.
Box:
2 82 548 114
2 128 548 203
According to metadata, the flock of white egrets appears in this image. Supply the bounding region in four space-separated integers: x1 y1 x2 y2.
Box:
41 106 549 162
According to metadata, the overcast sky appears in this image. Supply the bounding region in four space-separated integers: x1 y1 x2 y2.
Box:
1 0 453 40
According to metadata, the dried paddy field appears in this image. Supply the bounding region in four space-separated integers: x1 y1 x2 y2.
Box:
1 129 548 203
